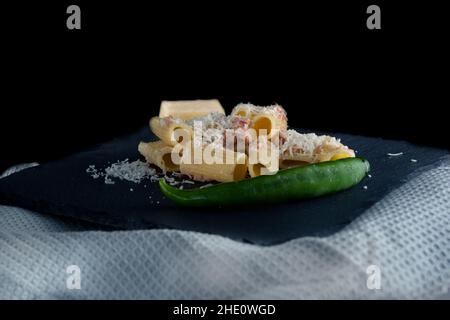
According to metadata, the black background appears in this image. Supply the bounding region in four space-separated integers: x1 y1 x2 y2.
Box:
1 1 448 172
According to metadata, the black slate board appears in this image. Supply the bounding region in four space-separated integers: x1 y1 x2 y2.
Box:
0 127 448 245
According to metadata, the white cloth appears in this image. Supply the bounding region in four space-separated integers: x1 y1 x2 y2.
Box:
1 160 449 299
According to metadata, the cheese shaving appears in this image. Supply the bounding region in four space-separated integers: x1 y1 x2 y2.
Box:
387 152 404 157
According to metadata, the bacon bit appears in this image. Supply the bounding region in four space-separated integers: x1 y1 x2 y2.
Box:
160 116 174 127
279 131 287 145
274 104 288 122
230 116 251 130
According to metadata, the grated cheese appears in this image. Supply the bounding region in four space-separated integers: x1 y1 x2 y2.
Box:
186 112 229 130
87 159 203 188
232 103 287 120
387 152 404 157
280 130 343 157
104 177 115 185
104 159 157 184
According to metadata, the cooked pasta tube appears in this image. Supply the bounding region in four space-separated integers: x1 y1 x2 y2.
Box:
248 140 280 177
280 130 355 166
180 149 248 182
138 141 179 172
231 104 287 140
149 116 193 146
231 104 287 129
314 138 355 162
230 103 252 118
253 106 287 137
251 113 281 140
279 150 353 169
159 100 225 121
317 148 355 162
280 146 354 165
248 161 279 177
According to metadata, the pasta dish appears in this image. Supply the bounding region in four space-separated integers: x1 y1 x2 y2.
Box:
138 100 355 183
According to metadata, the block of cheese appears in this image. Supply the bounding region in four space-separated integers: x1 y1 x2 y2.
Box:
159 99 225 121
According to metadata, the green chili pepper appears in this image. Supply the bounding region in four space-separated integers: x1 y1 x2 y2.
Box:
159 157 370 207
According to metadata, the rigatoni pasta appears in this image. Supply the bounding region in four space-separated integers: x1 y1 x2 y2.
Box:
138 141 179 173
180 148 248 182
230 103 252 118
138 100 356 184
231 103 287 140
248 161 279 177
149 116 193 146
247 138 279 177
279 130 355 164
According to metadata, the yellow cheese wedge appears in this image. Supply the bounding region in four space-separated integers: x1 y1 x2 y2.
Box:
159 99 225 121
